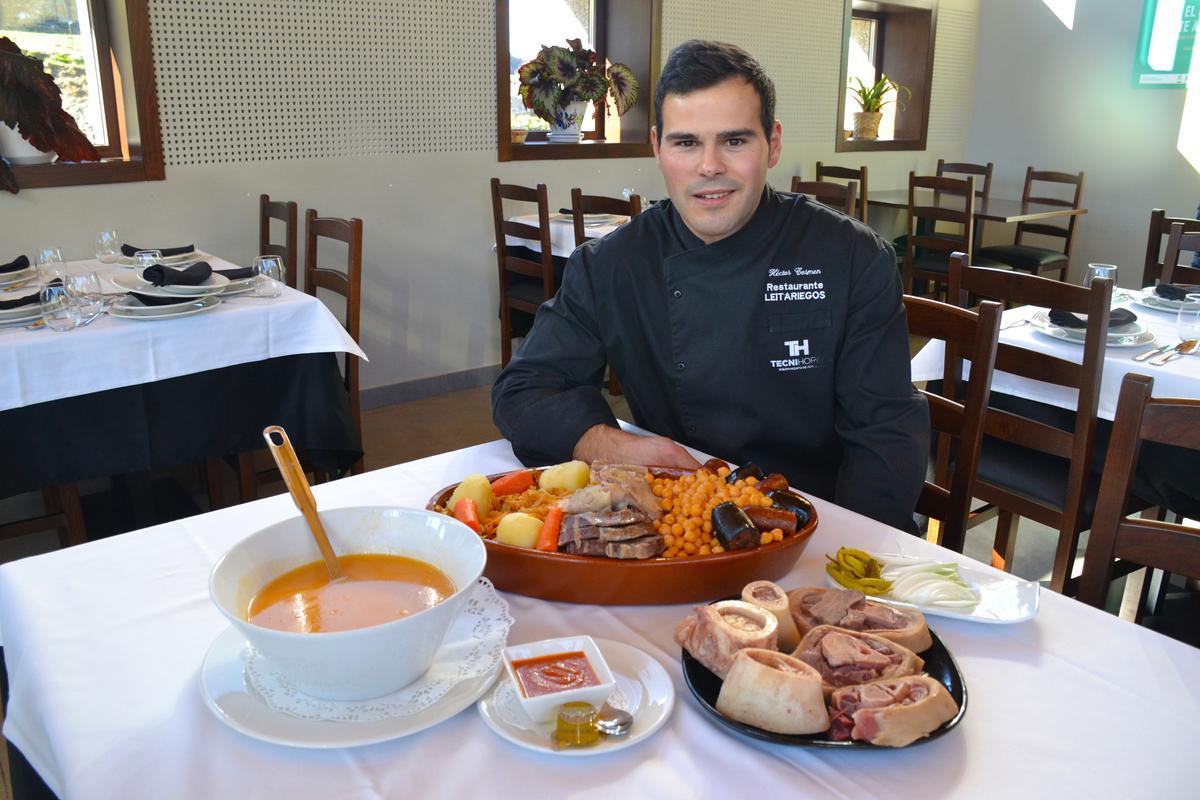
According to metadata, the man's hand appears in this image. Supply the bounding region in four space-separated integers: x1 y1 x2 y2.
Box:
572 424 702 469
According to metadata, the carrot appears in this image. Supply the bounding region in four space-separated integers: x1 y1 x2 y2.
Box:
535 506 563 552
453 497 481 533
490 469 535 496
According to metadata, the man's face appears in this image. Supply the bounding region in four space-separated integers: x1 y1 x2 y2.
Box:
652 78 782 245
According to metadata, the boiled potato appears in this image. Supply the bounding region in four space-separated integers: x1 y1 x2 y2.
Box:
538 460 590 492
446 473 494 517
496 512 543 548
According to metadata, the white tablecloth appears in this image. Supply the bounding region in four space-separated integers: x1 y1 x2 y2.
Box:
1 436 1196 798
0 256 367 412
910 296 1200 419
504 213 623 258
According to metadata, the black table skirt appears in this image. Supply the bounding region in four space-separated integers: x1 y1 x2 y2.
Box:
0 353 363 497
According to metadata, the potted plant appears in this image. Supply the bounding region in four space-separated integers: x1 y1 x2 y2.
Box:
848 74 911 141
0 37 100 194
517 38 639 143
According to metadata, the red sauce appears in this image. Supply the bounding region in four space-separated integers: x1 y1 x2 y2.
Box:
511 651 600 698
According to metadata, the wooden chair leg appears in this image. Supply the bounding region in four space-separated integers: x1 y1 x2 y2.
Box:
500 305 513 367
55 484 87 548
237 452 259 503
204 459 226 510
990 509 1017 571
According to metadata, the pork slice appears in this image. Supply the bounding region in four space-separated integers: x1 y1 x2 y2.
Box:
859 604 909 630
559 515 600 547
597 522 657 542
561 538 607 556
819 631 892 669
557 486 613 514
580 508 648 526
807 588 865 626
605 535 664 559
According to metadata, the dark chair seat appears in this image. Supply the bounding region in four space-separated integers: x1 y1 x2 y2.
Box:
975 437 1100 525
505 276 550 305
976 244 1067 271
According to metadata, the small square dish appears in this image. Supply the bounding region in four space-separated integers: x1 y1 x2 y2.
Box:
502 636 615 723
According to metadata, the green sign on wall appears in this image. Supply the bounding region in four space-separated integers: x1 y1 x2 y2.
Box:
1134 0 1198 87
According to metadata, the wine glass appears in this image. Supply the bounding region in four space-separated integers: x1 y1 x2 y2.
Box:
96 230 120 263
133 249 161 270
1175 294 1200 350
63 271 105 325
253 255 284 298
35 247 65 284
39 283 78 331
1083 263 1118 287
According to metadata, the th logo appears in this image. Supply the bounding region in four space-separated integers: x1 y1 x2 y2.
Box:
785 339 810 357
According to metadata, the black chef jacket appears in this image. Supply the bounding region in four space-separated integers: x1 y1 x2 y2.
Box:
492 187 929 534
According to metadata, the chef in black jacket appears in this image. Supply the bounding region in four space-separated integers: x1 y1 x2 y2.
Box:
492 40 928 534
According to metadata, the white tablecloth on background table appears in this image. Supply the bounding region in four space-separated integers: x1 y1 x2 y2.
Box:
0 256 366 412
910 296 1200 419
0 435 1196 798
503 213 623 258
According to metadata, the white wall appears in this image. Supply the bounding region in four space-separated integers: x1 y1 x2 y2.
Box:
0 0 979 396
967 0 1200 285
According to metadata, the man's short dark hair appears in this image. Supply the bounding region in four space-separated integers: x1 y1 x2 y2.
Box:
653 40 776 143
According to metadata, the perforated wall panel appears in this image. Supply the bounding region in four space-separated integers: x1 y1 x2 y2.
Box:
927 7 977 145
149 0 495 166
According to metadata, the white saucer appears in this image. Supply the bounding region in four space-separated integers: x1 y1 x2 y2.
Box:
115 250 204 267
476 638 674 756
201 625 502 748
111 271 229 296
109 295 221 320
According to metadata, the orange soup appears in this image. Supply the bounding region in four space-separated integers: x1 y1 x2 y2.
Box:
511 651 600 698
247 554 455 633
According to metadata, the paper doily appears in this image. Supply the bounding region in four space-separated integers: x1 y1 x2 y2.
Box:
242 577 513 723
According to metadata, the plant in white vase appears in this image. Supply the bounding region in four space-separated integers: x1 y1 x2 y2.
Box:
517 38 639 143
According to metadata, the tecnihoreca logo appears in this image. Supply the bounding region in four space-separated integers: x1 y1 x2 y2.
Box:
770 338 821 371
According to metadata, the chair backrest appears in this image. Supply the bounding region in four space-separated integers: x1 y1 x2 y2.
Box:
948 252 1111 592
259 194 299 289
936 159 994 200
1160 222 1200 286
790 178 857 218
904 294 1003 552
304 208 363 426
1078 373 1200 608
1142 208 1200 287
490 178 556 300
903 172 974 290
1013 166 1086 258
569 188 642 249
815 161 868 224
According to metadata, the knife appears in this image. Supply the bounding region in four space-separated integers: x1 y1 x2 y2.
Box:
1133 343 1174 362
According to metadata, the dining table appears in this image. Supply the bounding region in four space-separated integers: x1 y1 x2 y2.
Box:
0 429 1195 798
504 212 626 258
868 189 1088 225
0 252 367 498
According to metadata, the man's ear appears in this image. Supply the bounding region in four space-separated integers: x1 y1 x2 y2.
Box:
767 120 783 168
651 126 660 163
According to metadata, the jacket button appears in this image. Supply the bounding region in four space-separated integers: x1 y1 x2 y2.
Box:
675 362 685 371
672 289 682 299
687 425 696 434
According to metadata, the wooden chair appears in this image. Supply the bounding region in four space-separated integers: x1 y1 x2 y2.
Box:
0 486 86 549
1078 373 1200 612
790 178 858 218
259 194 299 289
1142 209 1200 287
1159 222 1200 286
569 188 641 396
569 188 641 248
937 159 993 247
948 253 1110 593
975 167 1085 282
902 172 975 298
490 178 556 367
815 162 868 223
904 295 1003 552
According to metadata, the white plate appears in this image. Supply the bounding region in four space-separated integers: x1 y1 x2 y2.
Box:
114 250 203 267
1028 312 1155 348
0 266 36 287
201 625 502 749
552 213 627 227
477 638 674 756
1131 288 1200 313
0 292 41 320
109 294 221 320
0 309 44 326
111 271 230 296
826 553 1040 624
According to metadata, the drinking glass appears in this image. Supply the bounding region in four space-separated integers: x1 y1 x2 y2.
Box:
1176 293 1200 348
134 249 161 269
63 271 105 325
253 255 284 298
39 284 78 331
1083 263 1118 287
35 247 65 284
96 230 120 263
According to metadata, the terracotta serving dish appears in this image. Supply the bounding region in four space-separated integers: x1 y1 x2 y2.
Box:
426 468 818 606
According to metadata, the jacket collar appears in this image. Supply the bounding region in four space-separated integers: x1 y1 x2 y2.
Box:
664 186 780 258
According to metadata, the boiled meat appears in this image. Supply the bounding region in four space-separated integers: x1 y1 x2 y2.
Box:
715 648 829 735
791 625 923 693
828 675 958 747
788 587 932 653
674 600 778 678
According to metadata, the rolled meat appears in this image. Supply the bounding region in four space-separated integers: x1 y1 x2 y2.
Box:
715 648 829 735
741 580 802 652
674 600 779 679
788 587 932 653
828 675 958 747
791 625 923 694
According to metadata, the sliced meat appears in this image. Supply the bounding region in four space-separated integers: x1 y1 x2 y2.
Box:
559 514 600 547
561 538 607 556
828 676 958 747
596 522 657 542
819 631 891 670
605 535 664 559
808 588 865 626
788 587 933 653
674 600 779 679
557 486 614 514
580 508 648 526
791 625 923 692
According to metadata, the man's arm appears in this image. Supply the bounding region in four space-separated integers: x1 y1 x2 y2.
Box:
832 247 929 534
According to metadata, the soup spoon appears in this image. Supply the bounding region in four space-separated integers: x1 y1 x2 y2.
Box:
263 424 345 582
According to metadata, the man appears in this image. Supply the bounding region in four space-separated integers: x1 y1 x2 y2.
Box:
492 40 928 533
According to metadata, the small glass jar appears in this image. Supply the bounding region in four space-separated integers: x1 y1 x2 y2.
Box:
554 701 600 748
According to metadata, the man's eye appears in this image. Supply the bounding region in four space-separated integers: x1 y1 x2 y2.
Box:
675 140 696 148
726 138 745 147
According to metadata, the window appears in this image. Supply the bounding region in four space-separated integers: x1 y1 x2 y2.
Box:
496 0 660 161
836 0 937 152
2 0 164 189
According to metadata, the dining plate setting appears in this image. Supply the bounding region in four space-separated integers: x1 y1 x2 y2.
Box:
111 271 231 297
1028 311 1156 348
113 250 206 268
1130 288 1200 313
108 295 221 320
0 266 37 288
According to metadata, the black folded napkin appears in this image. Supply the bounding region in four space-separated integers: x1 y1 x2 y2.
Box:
215 267 255 280
0 290 39 310
121 243 196 258
1049 308 1137 329
2 255 30 274
142 261 212 287
130 292 193 307
1155 283 1194 301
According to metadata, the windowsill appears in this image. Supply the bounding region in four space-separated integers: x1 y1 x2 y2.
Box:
7 154 165 190
499 140 654 161
837 137 927 152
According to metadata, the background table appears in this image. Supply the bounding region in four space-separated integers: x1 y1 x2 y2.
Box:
869 189 1088 224
504 213 624 258
1 435 1196 798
